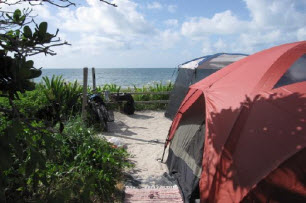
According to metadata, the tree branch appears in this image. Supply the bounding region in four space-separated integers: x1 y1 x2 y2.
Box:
100 0 117 7
1 0 117 7
1 0 75 7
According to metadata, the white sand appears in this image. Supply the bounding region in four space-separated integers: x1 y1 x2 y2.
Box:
101 111 172 185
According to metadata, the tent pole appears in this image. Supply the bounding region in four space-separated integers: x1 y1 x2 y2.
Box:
161 126 172 162
161 145 167 163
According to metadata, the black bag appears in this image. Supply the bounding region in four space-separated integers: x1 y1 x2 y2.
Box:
124 101 135 115
111 93 135 115
123 94 135 115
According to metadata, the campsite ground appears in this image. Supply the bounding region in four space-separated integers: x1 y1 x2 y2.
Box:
100 110 173 187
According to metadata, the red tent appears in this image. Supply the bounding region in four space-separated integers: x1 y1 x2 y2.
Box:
165 41 306 202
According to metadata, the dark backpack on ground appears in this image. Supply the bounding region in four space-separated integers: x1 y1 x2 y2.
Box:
112 93 135 115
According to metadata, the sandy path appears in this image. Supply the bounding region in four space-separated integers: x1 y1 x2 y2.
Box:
101 111 172 186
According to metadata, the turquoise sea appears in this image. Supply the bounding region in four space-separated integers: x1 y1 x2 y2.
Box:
35 68 177 88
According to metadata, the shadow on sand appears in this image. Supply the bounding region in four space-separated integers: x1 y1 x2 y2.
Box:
128 113 154 120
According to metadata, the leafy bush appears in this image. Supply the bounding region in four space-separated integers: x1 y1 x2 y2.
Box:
0 75 83 130
53 117 130 201
129 82 173 100
0 116 130 202
0 54 42 100
92 82 173 111
100 84 121 92
124 82 173 110
42 75 82 119
35 75 83 131
0 84 48 119
14 84 48 115
0 119 53 202
0 76 130 202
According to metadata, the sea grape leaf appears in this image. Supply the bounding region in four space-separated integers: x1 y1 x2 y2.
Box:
23 26 32 38
38 22 48 39
25 60 34 68
13 9 21 22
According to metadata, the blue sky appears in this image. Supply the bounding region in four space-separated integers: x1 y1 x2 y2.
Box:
4 0 306 68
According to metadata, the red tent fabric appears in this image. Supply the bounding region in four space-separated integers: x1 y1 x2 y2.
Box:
166 41 306 202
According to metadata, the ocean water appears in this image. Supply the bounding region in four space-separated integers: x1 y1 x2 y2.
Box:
35 68 177 88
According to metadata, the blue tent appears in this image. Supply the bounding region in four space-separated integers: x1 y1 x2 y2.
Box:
165 53 248 119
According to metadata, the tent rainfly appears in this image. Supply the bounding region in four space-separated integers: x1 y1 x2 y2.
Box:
163 41 306 203
165 53 247 120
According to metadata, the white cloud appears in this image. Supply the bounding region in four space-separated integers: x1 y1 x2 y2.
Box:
54 0 160 53
147 2 162 10
157 30 181 49
181 0 306 54
201 39 213 55
164 19 178 27
244 0 306 30
167 5 177 13
49 0 185 58
59 0 155 36
297 28 306 41
181 10 247 39
242 30 281 46
76 34 128 52
234 30 282 53
213 39 228 52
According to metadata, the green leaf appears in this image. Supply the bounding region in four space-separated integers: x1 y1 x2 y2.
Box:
44 33 53 43
28 69 42 79
6 30 14 36
13 9 21 22
25 60 34 68
15 30 20 37
38 22 48 38
20 15 25 23
23 26 32 38
16 187 24 192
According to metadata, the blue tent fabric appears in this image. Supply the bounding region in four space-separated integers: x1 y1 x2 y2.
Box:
180 53 248 67
165 53 248 120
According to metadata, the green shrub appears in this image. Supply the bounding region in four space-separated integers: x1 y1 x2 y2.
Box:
42 75 83 119
1 74 131 202
55 117 130 201
100 84 121 93
0 84 47 117
124 82 173 110
35 75 83 132
0 116 130 202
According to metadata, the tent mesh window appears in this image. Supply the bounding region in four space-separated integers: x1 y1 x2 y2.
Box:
274 54 306 88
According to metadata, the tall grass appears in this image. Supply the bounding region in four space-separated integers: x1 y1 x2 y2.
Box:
100 84 121 92
121 81 174 110
94 81 174 110
39 76 174 111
